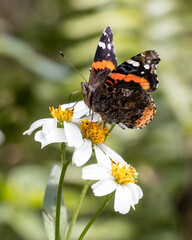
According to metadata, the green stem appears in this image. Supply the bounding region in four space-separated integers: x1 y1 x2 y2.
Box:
107 124 115 135
61 142 66 163
55 143 71 240
66 180 90 240
78 193 113 240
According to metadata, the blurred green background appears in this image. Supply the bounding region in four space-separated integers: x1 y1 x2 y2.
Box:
0 0 192 239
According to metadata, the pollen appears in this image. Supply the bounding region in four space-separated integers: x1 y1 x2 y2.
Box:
80 119 110 144
49 105 74 122
111 162 138 185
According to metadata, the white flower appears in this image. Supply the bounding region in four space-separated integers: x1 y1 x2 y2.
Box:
23 101 99 148
82 148 143 214
72 119 126 167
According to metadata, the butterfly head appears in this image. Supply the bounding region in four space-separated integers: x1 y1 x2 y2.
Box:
81 82 93 109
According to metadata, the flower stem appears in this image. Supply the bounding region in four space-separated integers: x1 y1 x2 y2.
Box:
107 124 115 135
61 142 66 163
55 143 71 240
78 193 113 240
66 180 90 240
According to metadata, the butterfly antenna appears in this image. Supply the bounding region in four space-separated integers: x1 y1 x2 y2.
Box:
60 51 87 83
68 90 83 108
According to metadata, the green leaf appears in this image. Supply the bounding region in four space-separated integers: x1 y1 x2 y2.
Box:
42 165 68 240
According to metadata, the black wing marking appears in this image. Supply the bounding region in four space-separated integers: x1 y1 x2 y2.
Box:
109 50 160 92
89 26 117 87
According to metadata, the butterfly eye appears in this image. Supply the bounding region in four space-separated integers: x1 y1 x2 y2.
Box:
89 68 92 72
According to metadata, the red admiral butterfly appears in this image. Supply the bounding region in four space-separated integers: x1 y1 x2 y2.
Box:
81 26 160 129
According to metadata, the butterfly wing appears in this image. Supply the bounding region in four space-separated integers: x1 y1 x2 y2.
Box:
89 26 118 89
91 50 160 129
106 50 160 92
93 84 156 129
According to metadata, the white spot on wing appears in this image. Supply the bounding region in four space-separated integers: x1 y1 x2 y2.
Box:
107 53 110 56
107 43 111 50
128 59 140 67
141 71 145 74
98 41 106 49
144 64 150 69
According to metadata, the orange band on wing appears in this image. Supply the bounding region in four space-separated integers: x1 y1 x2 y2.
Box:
110 73 150 91
134 102 156 128
92 60 116 71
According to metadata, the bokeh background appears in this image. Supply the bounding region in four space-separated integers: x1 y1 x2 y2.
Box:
0 0 192 239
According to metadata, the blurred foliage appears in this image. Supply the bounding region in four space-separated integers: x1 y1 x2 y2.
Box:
0 0 192 239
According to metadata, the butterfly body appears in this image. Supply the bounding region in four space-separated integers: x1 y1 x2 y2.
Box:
81 26 160 129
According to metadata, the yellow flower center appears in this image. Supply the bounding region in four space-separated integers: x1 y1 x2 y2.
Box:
80 119 110 144
111 162 138 185
49 105 74 122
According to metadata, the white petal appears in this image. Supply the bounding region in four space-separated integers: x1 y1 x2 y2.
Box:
72 139 92 166
114 183 143 214
91 178 117 196
64 122 83 147
80 112 101 122
72 112 101 125
73 101 90 118
94 145 111 168
23 118 52 135
60 101 78 110
42 118 57 133
98 143 126 165
70 118 82 124
61 101 89 119
114 185 131 214
35 128 67 148
128 183 143 205
124 185 136 210
91 113 102 121
82 164 111 180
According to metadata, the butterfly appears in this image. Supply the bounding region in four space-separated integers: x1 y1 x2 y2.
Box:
81 26 160 129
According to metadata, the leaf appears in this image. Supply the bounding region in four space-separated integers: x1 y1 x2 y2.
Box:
42 165 68 240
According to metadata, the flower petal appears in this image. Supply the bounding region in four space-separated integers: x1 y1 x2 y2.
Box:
60 101 80 111
124 185 136 210
114 183 143 214
82 164 111 180
114 185 131 214
94 145 111 168
128 183 143 205
98 143 126 165
61 101 89 119
35 128 67 148
64 122 83 147
73 101 90 118
42 118 57 133
72 139 92 166
80 112 101 122
91 177 117 196
23 118 52 135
